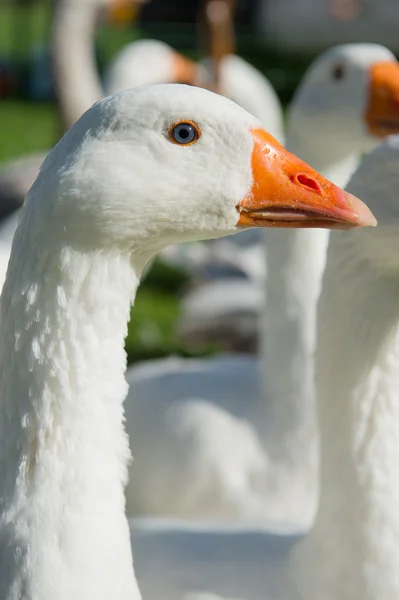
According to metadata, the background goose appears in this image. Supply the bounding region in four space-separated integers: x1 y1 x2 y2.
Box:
123 43 399 526
0 84 370 600
104 38 197 94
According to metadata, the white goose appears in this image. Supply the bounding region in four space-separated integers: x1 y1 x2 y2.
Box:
0 84 370 600
293 133 399 600
123 44 399 526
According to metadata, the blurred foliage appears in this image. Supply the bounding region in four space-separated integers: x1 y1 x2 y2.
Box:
0 100 57 161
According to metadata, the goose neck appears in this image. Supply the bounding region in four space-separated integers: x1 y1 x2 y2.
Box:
294 233 399 600
257 129 360 473
259 228 327 454
52 0 103 131
0 226 143 600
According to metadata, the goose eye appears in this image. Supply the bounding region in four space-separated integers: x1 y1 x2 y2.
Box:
169 121 201 145
331 64 345 81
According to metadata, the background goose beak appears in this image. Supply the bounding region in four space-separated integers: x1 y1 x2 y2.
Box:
107 0 148 25
172 53 198 85
237 128 376 230
365 61 399 138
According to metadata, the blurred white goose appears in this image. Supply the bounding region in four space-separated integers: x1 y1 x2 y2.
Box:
0 84 370 600
124 44 399 526
136 135 399 600
104 39 197 94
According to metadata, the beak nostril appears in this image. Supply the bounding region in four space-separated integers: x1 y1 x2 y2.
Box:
294 173 322 193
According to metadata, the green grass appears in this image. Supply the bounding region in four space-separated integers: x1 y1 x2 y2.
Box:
0 100 57 162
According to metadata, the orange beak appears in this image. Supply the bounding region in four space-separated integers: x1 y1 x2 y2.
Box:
237 129 376 230
172 53 198 85
107 0 147 25
365 61 399 138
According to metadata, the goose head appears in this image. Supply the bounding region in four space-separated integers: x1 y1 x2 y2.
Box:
104 40 198 93
29 84 374 263
287 44 399 155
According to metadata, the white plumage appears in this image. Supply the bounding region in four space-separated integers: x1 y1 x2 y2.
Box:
295 134 399 600
0 83 369 600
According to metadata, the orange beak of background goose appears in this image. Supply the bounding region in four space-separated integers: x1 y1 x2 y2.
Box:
172 53 198 85
365 61 399 138
237 129 376 230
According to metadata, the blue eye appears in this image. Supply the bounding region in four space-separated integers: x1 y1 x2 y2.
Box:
169 121 200 145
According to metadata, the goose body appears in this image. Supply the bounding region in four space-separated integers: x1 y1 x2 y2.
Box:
0 83 370 599
295 133 399 600
131 518 303 600
123 43 399 525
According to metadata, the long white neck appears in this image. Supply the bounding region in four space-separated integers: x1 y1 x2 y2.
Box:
0 215 143 599
52 0 103 131
259 228 326 455
258 125 360 520
294 232 399 600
